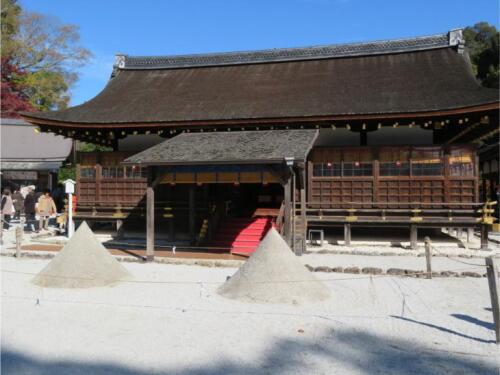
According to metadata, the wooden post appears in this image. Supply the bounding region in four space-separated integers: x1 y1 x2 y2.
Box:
373 160 379 206
146 167 155 262
410 225 418 250
300 181 307 256
15 226 22 258
168 185 175 242
467 227 474 243
95 164 102 202
344 223 351 246
116 219 123 239
485 257 499 344
284 177 292 245
146 186 155 261
481 224 489 250
424 236 432 279
189 185 196 245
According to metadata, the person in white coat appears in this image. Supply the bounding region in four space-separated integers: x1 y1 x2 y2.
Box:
1 190 15 230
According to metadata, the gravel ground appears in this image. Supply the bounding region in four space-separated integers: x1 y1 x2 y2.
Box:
1 256 498 375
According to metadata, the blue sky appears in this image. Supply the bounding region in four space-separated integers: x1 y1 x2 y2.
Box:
20 0 499 106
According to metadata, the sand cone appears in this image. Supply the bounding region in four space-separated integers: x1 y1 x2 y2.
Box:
218 228 330 304
32 221 132 288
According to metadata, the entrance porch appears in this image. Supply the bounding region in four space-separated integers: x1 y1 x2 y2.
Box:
123 129 318 260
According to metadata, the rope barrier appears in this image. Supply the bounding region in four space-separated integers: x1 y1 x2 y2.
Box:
0 265 486 285
430 245 486 267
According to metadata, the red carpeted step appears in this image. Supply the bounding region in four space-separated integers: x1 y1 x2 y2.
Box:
207 216 274 255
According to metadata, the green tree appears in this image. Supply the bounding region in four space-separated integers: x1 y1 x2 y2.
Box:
1 0 21 58
57 166 76 183
78 142 113 152
464 22 499 88
1 4 91 113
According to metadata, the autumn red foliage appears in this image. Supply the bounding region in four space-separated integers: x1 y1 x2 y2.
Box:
1 57 35 118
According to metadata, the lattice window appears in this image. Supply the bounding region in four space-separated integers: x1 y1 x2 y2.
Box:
80 167 96 178
380 162 410 176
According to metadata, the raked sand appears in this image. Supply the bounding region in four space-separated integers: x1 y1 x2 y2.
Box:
31 221 131 288
219 228 331 304
1 256 498 375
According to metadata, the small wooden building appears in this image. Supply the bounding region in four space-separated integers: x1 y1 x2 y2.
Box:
22 29 499 256
1 118 73 191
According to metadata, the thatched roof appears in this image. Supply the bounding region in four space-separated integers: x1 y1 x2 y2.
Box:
22 30 498 127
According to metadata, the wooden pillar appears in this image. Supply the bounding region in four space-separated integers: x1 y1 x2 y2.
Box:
76 164 82 201
373 160 379 205
410 225 418 250
284 177 292 245
443 154 450 204
300 170 307 256
481 224 489 250
168 185 175 242
189 185 196 245
467 227 474 243
116 219 123 239
146 185 155 261
95 164 102 202
344 223 351 246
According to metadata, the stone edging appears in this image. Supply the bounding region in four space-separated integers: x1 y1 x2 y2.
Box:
304 249 494 259
0 251 243 268
305 264 488 278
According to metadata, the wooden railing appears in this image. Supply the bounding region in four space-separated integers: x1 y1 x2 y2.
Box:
275 201 285 235
293 201 486 225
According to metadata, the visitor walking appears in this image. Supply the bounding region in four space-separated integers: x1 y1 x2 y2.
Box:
24 187 38 233
12 189 24 221
37 190 57 231
1 190 15 230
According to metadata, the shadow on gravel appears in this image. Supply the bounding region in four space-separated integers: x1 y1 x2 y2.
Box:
451 313 495 331
392 315 495 344
2 328 496 375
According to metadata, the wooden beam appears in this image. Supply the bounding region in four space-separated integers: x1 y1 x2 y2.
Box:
21 102 499 128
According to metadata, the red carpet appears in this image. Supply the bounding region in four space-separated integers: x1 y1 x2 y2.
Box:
209 217 274 256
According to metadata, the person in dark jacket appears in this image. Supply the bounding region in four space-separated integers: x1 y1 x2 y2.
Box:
24 187 38 232
12 190 24 220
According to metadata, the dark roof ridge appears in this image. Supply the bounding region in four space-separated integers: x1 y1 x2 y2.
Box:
115 29 464 70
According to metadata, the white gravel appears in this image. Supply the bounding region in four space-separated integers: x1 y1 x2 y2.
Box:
1 256 498 375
